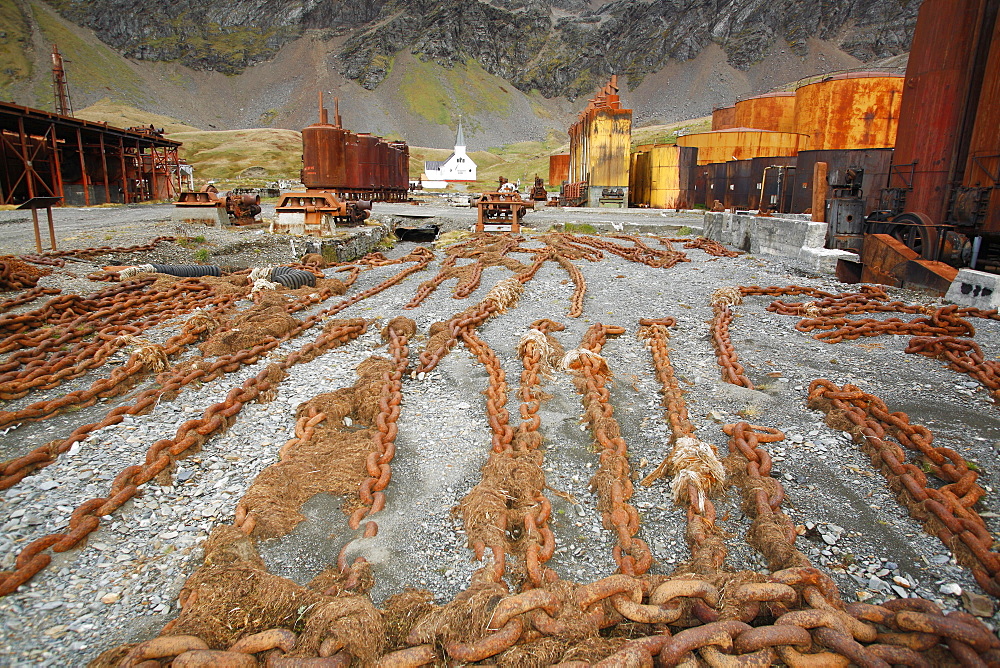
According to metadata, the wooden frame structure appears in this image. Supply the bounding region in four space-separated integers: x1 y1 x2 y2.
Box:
0 101 182 206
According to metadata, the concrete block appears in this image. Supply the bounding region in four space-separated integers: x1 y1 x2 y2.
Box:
172 207 229 227
946 269 1000 309
798 247 859 275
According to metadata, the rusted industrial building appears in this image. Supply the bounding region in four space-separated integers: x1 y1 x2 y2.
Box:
0 101 182 206
567 76 632 207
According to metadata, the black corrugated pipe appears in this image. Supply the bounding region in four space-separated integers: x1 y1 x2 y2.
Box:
270 267 316 288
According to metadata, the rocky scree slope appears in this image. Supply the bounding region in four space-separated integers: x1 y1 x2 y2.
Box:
46 0 917 99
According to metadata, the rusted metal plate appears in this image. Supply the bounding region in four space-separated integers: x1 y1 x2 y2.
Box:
677 129 807 166
963 4 1000 236
793 74 903 151
734 93 796 133
711 106 736 131
861 233 958 294
549 154 570 186
790 148 893 215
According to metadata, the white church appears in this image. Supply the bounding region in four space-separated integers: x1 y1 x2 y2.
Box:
421 119 477 188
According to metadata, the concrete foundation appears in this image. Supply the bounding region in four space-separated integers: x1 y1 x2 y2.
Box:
704 211 857 275
946 269 1000 309
285 221 391 264
172 207 230 227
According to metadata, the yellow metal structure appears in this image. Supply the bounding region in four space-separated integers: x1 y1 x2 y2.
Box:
677 129 807 165
630 144 698 209
793 72 904 150
711 106 737 130
568 76 632 206
734 92 796 133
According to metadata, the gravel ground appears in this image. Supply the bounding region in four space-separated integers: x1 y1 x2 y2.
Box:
0 203 998 665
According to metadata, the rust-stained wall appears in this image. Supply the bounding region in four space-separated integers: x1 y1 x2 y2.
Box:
794 73 903 151
734 93 796 133
549 154 570 186
677 129 807 165
711 106 737 131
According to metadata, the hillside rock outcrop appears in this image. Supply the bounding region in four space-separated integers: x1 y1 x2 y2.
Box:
44 0 918 97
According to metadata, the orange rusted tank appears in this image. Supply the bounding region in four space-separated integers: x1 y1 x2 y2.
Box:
549 154 570 186
711 106 737 131
734 92 796 133
794 72 904 151
677 128 807 165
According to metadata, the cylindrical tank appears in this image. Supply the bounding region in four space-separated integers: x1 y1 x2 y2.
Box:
734 93 796 133
644 145 697 209
892 0 994 227
344 133 362 191
712 106 737 131
376 140 389 192
794 72 903 151
301 122 347 189
357 134 378 190
677 129 807 165
790 148 894 215
549 154 570 186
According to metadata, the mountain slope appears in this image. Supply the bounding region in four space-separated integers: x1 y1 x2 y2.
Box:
0 0 914 149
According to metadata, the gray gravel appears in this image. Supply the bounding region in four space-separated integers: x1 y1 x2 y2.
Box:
0 203 998 665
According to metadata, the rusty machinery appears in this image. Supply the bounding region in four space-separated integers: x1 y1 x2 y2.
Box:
528 175 547 202
274 93 405 237
475 192 534 233
175 184 262 226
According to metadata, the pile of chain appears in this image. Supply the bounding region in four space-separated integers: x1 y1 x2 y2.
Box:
808 379 1000 598
0 256 51 291
405 235 525 308
554 232 690 269
0 285 60 312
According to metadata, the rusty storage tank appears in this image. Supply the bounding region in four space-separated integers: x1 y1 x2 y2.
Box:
629 148 651 207
549 154 570 185
789 148 894 215
357 134 379 191
955 1 1000 240
677 128 807 165
344 133 362 192
748 156 796 209
712 106 737 131
794 72 903 151
761 164 797 213
649 145 697 209
301 109 348 190
734 92 796 133
392 142 410 192
724 159 753 210
376 140 389 193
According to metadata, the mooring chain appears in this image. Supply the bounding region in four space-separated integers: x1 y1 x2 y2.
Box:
514 319 563 588
808 379 1000 597
33 235 179 260
637 317 728 575
416 253 547 374
665 236 745 258
566 323 652 576
0 318 369 597
0 286 61 314
0 277 155 335
710 286 754 388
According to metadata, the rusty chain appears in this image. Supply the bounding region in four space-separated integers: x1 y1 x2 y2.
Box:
710 287 754 388
809 379 1000 598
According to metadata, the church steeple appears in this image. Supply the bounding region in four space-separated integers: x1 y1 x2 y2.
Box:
455 117 465 150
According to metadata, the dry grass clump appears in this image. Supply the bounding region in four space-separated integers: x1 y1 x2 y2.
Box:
381 589 436 650
406 577 508 645
199 305 300 356
315 277 346 295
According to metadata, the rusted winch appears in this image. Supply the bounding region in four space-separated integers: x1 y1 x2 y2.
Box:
174 184 262 226
475 192 534 233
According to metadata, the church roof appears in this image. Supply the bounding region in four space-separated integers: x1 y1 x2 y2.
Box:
456 118 465 147
424 153 455 170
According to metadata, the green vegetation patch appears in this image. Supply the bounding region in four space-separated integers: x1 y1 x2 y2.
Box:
76 99 200 133
31 0 147 107
169 128 302 181
399 56 514 128
0 0 32 92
